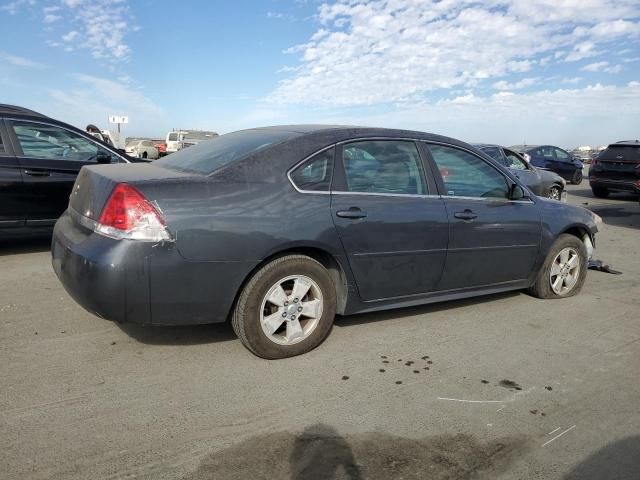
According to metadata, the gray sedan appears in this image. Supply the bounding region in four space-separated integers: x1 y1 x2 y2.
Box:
52 126 599 358
474 144 566 201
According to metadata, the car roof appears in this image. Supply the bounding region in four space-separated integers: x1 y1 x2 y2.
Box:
472 143 501 149
611 140 640 146
0 104 49 118
509 145 540 151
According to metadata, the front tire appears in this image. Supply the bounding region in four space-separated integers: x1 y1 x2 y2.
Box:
527 234 587 299
231 255 337 359
571 170 583 185
547 185 562 201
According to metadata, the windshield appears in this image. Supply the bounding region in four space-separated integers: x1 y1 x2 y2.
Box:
168 133 178 141
155 128 300 174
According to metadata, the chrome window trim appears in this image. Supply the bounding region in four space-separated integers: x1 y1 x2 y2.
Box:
4 117 129 163
331 191 442 199
287 144 335 195
286 136 534 203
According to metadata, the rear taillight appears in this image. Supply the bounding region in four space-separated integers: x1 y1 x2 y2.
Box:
96 183 171 242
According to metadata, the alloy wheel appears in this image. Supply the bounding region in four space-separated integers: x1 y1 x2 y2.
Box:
548 186 561 201
260 275 323 345
549 247 580 295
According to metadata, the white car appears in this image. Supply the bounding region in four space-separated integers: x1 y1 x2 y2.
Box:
125 140 159 159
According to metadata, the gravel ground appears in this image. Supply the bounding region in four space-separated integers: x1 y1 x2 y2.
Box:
1 184 638 479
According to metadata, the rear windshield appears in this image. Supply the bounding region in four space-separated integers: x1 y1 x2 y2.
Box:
600 145 640 162
156 129 300 174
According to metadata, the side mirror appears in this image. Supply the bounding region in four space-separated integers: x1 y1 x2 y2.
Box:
96 151 111 164
510 184 528 201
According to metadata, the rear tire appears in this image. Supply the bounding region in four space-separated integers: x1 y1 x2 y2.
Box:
527 234 587 299
571 170 583 185
231 255 337 359
142 151 148 159
591 186 609 198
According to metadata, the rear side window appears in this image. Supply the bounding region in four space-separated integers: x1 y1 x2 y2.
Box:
290 148 334 192
156 129 300 175
600 145 640 162
427 144 509 199
341 140 427 195
0 130 4 153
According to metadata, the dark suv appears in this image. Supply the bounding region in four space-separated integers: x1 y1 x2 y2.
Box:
510 144 584 185
0 105 137 237
589 140 640 198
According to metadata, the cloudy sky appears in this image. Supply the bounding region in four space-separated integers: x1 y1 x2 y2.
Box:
1 0 639 147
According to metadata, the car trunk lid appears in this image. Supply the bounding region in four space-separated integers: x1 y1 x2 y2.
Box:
69 163 201 222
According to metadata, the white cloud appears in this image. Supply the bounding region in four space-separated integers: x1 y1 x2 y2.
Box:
562 77 583 84
0 0 35 15
268 0 640 107
62 31 79 42
581 61 623 73
44 13 62 23
582 61 609 72
493 77 539 90
43 74 166 136
241 83 640 147
0 51 44 68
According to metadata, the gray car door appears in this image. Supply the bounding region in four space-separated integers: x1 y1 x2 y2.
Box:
425 143 541 291
330 139 449 301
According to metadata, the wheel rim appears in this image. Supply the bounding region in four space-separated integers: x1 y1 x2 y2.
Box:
260 275 323 346
548 186 561 200
549 247 581 295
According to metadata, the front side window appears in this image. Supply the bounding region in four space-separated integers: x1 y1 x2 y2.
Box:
427 144 509 199
12 121 100 162
289 148 334 191
341 140 427 195
554 148 569 161
0 129 4 153
503 149 529 170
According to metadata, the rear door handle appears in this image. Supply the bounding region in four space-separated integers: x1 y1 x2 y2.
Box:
24 169 51 177
454 209 477 221
336 207 367 219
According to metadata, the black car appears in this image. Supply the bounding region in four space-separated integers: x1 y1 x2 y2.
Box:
510 144 584 185
52 126 600 358
0 104 137 238
474 144 566 201
589 140 640 198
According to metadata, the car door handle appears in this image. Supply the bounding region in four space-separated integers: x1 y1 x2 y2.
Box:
336 207 367 219
454 210 477 221
24 169 51 177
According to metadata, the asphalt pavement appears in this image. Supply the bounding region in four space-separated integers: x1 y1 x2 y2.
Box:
1 184 639 479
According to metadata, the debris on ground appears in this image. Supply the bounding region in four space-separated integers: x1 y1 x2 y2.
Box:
588 259 622 275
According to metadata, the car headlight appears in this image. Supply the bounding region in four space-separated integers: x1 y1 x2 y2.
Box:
593 213 603 226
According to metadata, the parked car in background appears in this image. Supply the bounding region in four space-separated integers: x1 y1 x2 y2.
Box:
52 125 600 359
589 140 640 198
510 145 584 184
165 129 218 154
125 139 159 159
474 144 566 201
153 141 167 157
571 149 596 164
0 104 142 238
